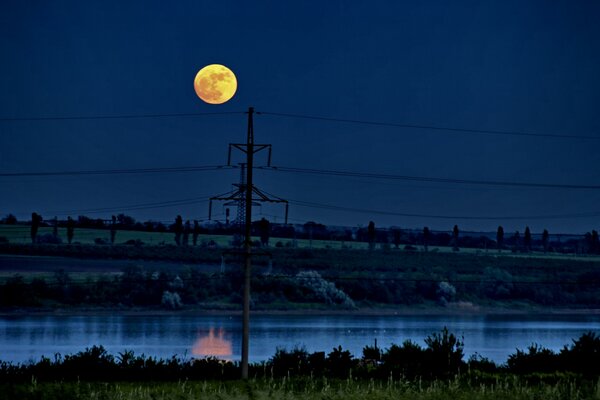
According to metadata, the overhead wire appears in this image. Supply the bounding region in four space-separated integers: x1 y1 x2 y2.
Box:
258 166 600 190
0 165 236 178
286 198 600 221
40 196 214 216
0 111 245 122
257 111 600 140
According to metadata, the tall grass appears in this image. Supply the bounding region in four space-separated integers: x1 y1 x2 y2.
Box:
3 378 600 400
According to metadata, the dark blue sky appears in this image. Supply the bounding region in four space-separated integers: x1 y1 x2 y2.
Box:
1 0 599 233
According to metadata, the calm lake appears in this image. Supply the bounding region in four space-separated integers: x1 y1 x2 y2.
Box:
1 313 599 365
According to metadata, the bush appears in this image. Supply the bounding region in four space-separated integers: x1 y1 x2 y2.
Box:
269 346 309 377
161 291 182 309
424 327 464 378
559 331 600 376
295 270 355 309
507 344 560 374
436 281 456 305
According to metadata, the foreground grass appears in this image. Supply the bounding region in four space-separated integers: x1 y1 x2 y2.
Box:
4 378 600 400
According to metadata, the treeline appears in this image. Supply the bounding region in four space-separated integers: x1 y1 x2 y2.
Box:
1 330 599 382
3 212 600 255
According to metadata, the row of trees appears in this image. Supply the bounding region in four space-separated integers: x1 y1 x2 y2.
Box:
4 213 600 254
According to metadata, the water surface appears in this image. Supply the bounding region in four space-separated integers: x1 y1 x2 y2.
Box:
1 313 599 365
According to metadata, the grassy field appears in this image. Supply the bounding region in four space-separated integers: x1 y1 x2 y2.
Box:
3 378 599 400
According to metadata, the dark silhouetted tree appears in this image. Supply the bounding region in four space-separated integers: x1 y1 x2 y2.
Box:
30 212 42 244
66 216 75 244
110 215 117 245
259 217 270 247
192 220 200 246
3 214 17 224
497 226 504 252
367 221 376 250
542 229 549 253
524 226 532 252
452 225 459 251
116 214 135 228
183 220 191 246
423 227 430 252
174 215 183 246
589 230 600 254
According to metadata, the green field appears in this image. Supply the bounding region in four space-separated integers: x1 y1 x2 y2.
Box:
3 378 599 400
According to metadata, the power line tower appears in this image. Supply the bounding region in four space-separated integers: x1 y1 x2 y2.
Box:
208 107 288 379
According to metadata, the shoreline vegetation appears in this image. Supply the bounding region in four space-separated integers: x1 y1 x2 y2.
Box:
2 329 600 399
2 242 600 312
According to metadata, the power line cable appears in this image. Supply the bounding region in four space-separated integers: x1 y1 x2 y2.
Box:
258 111 600 140
0 111 245 122
259 166 600 190
42 196 213 216
0 165 236 178
286 198 600 221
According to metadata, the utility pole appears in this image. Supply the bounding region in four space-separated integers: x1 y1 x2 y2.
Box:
241 107 254 380
208 107 288 379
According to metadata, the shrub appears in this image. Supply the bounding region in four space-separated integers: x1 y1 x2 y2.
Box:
161 291 182 309
436 281 456 306
507 344 560 374
326 346 355 378
295 270 355 309
269 346 309 377
424 327 464 378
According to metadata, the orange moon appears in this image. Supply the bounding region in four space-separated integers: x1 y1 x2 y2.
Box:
194 64 237 104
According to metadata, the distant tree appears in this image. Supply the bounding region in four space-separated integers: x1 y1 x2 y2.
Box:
367 221 376 250
497 226 504 252
542 229 549 253
3 214 17 224
592 230 600 254
66 216 75 244
524 226 532 252
259 217 270 247
174 215 183 246
452 225 459 251
423 227 431 252
110 215 117 245
192 220 200 246
116 214 135 228
31 212 42 244
183 220 191 246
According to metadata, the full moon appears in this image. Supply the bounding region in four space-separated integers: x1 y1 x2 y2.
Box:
194 64 237 104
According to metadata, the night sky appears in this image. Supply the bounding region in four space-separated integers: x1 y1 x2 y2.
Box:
1 0 599 234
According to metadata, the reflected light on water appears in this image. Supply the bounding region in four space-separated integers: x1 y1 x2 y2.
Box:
192 328 232 360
